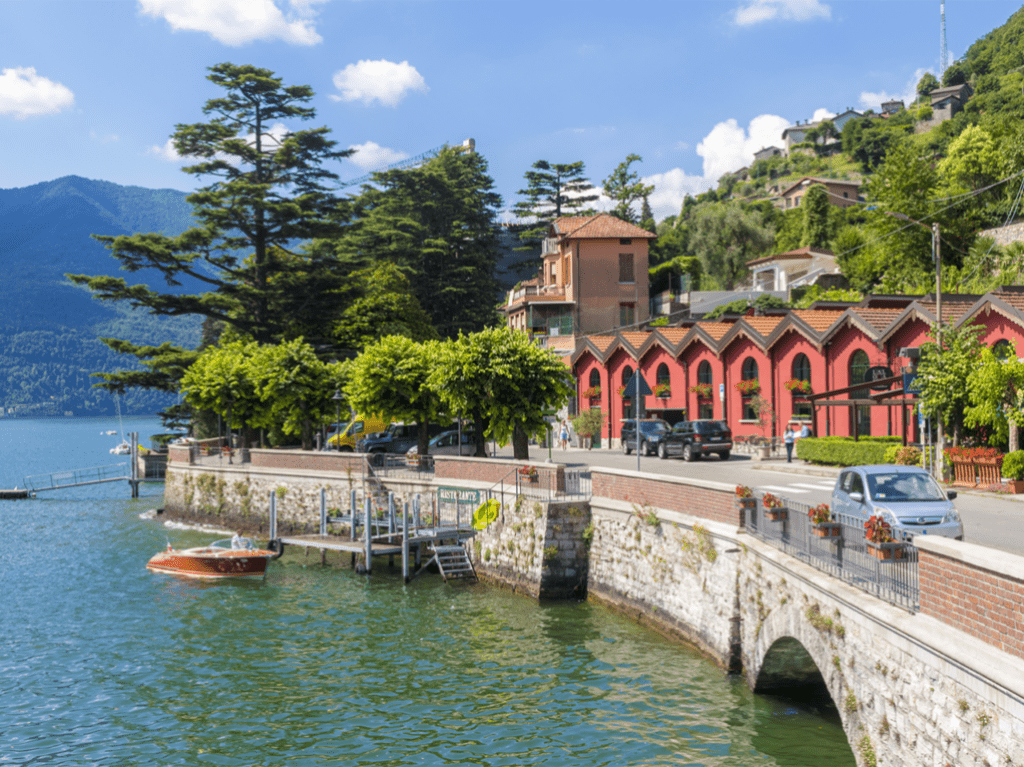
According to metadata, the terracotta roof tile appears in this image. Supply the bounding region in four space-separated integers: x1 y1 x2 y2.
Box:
994 292 1024 314
747 246 834 267
700 322 733 341
743 316 784 335
793 310 844 332
917 299 976 324
620 332 650 348
589 336 616 352
656 328 688 344
553 213 657 240
546 336 576 351
851 308 903 332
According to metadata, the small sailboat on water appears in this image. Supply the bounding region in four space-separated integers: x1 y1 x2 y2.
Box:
110 394 131 455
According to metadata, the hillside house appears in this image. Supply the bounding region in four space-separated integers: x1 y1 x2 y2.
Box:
780 109 862 154
746 246 841 293
930 83 973 122
754 146 783 162
502 213 656 343
778 177 860 210
881 99 904 115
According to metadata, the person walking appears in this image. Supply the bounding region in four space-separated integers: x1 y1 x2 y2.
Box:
560 420 569 450
784 424 796 463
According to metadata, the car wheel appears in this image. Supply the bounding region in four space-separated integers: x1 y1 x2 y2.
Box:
641 440 650 456
683 443 694 462
658 442 668 460
622 439 631 455
720 450 730 460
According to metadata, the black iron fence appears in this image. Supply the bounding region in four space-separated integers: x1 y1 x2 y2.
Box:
746 492 919 611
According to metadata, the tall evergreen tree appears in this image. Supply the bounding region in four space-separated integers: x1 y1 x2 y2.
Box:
801 184 831 248
331 147 502 338
68 63 354 382
512 160 599 248
602 153 654 224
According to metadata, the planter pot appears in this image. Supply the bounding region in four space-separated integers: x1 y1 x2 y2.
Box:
950 459 976 488
866 541 905 561
765 507 787 522
754 445 771 462
1005 479 1024 494
736 497 757 509
812 522 841 538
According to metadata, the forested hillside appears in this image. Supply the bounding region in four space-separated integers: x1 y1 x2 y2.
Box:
652 5 1024 304
0 176 200 416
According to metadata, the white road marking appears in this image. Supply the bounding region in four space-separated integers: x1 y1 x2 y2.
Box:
759 484 808 494
792 482 836 490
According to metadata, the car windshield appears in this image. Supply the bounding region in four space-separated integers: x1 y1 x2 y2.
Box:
694 421 728 433
867 472 946 502
641 422 668 434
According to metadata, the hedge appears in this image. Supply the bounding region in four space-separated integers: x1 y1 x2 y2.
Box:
796 436 901 466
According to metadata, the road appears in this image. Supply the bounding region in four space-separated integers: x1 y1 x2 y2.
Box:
502 444 1024 556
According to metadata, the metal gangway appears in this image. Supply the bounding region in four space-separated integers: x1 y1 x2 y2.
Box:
23 463 131 493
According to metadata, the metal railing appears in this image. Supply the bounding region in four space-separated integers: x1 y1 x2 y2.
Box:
23 463 130 492
367 453 435 478
746 493 919 611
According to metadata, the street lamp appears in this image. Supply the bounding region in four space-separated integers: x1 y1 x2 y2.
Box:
332 390 343 451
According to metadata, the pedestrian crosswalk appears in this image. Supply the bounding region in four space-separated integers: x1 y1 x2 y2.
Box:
757 480 836 495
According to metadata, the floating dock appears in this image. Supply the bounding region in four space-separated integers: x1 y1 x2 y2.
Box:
0 489 31 500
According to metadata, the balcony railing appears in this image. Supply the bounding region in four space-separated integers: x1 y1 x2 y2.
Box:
542 237 560 255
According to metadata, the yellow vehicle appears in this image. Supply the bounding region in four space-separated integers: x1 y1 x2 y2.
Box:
327 414 391 452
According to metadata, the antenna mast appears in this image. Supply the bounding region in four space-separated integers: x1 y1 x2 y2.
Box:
940 0 949 75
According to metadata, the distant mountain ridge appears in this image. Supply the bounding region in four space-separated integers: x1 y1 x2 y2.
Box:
0 176 200 416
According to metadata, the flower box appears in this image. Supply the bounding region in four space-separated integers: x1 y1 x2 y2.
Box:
812 522 841 538
688 384 713 399
653 383 671 398
765 507 788 522
866 541 905 561
734 379 760 395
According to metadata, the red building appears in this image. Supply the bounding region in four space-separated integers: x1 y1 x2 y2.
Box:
572 289 1024 447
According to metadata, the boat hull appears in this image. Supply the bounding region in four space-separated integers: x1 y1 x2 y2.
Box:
147 548 275 579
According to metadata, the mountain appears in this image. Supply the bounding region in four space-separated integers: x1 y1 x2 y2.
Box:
0 176 202 417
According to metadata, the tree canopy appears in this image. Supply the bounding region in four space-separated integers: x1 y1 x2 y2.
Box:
512 160 599 252
602 154 654 224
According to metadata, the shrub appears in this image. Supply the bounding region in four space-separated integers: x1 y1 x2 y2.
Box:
796 436 899 466
1003 450 1024 480
883 444 922 466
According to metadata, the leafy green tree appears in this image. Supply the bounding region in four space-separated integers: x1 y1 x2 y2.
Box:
938 124 1001 194
916 321 984 447
917 72 940 97
180 339 261 445
640 195 656 233
965 343 1024 451
345 336 446 456
428 334 493 457
943 63 967 86
68 63 353 390
332 147 502 338
332 262 438 356
602 154 654 224
801 184 831 248
512 160 599 251
689 202 775 290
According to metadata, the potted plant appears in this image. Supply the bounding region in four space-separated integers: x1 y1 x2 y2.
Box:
735 484 756 521
688 383 712 399
784 378 813 395
582 385 601 399
735 379 760 395
653 383 671 398
1002 450 1024 494
808 503 840 538
762 492 787 521
864 515 903 560
519 465 539 482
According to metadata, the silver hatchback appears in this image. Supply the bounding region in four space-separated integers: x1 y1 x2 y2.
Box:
832 465 964 540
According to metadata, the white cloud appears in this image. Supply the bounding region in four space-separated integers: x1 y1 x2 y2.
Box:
137 0 322 46
696 113 790 182
643 169 714 221
811 107 836 122
0 67 74 119
146 122 287 163
733 0 831 26
146 138 183 162
347 141 409 170
860 67 931 111
330 60 428 107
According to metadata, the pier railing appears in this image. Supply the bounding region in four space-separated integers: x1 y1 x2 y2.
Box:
23 463 131 493
745 492 919 611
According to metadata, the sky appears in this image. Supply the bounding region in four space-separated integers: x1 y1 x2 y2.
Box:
1 0 1021 222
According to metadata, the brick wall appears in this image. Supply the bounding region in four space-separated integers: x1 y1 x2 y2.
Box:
917 539 1024 661
434 457 563 493
249 449 366 474
591 469 740 526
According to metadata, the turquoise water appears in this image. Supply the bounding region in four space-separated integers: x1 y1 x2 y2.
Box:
0 417 855 766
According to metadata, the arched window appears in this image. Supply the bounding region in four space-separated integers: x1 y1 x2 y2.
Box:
993 339 1013 360
792 353 812 420
655 363 670 397
621 365 634 419
697 361 713 419
792 353 811 382
587 368 601 401
849 350 871 436
740 357 758 420
697 360 712 385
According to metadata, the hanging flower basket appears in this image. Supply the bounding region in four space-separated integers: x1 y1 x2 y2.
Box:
762 492 787 521
735 379 760 395
866 540 905 560
583 385 601 399
519 465 538 482
785 379 813 395
653 383 671 398
688 383 713 399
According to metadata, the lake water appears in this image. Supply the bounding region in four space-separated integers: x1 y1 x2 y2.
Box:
0 417 855 766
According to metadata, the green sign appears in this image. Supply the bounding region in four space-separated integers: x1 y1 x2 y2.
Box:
437 486 482 507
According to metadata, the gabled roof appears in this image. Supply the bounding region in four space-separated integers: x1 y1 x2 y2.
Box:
552 213 657 240
779 176 860 198
747 246 835 267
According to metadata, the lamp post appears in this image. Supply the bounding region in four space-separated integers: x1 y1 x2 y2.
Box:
885 212 943 479
332 390 343 451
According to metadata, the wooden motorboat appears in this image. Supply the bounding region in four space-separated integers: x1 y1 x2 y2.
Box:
146 538 276 579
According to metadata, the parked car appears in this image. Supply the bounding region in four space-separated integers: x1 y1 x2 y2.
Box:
357 422 449 454
327 414 392 451
658 419 732 461
620 418 671 456
831 465 963 540
406 430 476 457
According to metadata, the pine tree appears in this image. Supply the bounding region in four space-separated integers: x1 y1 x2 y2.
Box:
512 160 599 249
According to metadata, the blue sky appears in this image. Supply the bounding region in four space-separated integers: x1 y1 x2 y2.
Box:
1 0 1020 222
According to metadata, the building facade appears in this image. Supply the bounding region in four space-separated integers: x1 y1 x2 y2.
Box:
571 289 1024 447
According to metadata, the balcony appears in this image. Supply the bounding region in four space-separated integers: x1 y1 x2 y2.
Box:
508 284 568 305
542 237 560 255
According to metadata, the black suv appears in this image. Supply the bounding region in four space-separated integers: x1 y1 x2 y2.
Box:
357 422 448 454
658 420 732 461
620 419 671 456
